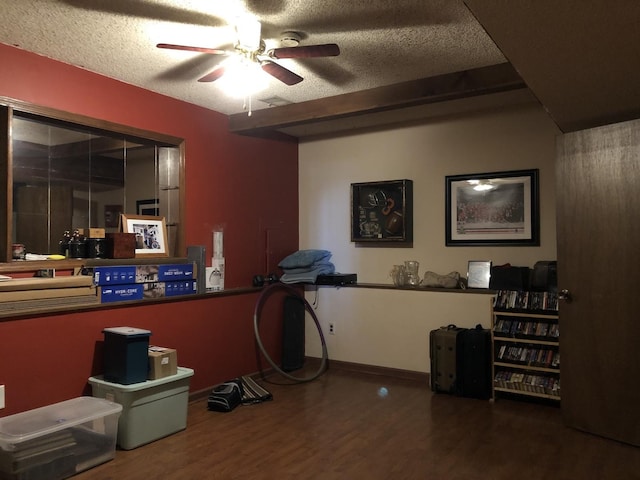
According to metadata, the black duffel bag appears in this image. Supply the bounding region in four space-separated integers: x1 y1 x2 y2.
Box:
207 379 243 412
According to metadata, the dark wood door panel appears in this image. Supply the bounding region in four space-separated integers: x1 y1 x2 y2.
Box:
557 119 640 446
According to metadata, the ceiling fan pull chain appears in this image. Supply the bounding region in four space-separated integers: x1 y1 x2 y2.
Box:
243 94 253 116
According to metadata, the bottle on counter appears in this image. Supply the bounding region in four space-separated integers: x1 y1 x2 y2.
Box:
68 229 87 259
59 230 72 257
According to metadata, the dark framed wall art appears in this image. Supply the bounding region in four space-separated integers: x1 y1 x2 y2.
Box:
445 169 540 246
136 198 160 216
351 179 413 244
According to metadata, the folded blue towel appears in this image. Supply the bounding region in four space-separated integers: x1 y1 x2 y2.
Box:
279 249 332 269
280 262 335 284
281 261 332 274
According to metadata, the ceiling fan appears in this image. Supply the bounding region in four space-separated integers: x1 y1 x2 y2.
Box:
156 17 340 87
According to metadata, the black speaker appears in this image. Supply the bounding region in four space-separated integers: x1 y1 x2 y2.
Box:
489 265 531 291
282 295 305 372
532 261 557 292
187 245 206 294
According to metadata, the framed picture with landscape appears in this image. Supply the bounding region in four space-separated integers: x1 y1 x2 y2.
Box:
445 169 539 246
121 214 169 258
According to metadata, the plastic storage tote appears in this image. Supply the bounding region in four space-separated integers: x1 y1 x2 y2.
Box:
0 397 122 480
89 366 193 450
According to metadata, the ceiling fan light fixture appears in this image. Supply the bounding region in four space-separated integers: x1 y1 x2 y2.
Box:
217 57 269 98
235 15 261 52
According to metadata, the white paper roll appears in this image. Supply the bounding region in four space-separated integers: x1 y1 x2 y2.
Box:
213 231 224 259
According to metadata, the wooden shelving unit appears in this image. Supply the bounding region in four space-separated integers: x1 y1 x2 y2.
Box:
491 291 560 401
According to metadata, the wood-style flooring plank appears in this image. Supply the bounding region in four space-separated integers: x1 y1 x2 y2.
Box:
75 366 640 480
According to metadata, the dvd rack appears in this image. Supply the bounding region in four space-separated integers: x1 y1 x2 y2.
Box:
493 290 559 312
491 290 560 401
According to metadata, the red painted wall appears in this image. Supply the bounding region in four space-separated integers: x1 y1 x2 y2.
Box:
0 44 299 415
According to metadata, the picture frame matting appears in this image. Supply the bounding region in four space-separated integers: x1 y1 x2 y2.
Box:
445 169 540 246
121 214 169 258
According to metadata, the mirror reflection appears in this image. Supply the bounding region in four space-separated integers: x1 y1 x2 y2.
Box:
11 113 173 257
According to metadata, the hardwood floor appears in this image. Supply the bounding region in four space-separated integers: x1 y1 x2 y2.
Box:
75 364 640 480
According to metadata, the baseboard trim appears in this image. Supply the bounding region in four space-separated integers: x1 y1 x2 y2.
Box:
325 358 429 384
189 359 429 403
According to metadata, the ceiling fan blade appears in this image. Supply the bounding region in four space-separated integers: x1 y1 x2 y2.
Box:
198 65 227 83
261 61 303 86
270 44 340 59
157 43 228 55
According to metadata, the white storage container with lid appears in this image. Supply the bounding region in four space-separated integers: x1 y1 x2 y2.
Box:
0 397 122 480
89 366 193 450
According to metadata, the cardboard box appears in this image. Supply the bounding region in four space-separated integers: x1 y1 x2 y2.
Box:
148 346 178 380
99 285 144 303
0 276 93 292
92 266 137 286
91 264 194 286
106 233 136 259
98 281 196 303
78 227 106 238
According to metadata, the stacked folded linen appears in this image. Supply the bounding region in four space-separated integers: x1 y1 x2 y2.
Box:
278 249 335 284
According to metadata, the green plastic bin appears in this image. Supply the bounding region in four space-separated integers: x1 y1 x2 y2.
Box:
88 366 194 450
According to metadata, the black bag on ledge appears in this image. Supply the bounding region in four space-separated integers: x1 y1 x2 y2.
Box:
489 264 531 291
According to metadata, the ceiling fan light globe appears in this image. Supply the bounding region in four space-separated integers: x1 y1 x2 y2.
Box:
235 16 261 52
217 58 269 98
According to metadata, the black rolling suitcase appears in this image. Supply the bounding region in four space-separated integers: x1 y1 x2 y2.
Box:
456 324 492 399
429 324 466 394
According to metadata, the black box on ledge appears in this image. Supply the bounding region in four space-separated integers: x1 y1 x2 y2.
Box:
315 273 357 286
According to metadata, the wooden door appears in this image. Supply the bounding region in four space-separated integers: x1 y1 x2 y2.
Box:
557 119 640 446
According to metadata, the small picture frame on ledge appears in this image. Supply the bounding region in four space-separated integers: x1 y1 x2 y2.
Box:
467 260 492 289
121 214 169 258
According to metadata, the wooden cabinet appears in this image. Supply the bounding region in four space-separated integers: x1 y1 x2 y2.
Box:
491 291 560 401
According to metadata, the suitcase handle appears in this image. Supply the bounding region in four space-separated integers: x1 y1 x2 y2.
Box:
446 324 457 330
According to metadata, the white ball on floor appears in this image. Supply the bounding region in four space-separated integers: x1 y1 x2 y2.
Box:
378 387 389 398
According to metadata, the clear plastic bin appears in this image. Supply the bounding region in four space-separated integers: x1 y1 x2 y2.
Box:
0 397 122 480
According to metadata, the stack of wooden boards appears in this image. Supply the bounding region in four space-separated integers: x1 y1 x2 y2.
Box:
0 276 99 317
429 324 492 400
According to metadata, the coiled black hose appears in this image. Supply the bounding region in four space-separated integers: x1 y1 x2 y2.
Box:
253 282 328 382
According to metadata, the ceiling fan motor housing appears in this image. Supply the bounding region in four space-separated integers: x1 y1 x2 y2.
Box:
280 31 301 47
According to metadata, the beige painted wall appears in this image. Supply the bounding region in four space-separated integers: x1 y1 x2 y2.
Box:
298 97 561 373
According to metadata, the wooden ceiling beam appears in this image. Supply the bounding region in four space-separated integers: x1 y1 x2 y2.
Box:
229 62 526 136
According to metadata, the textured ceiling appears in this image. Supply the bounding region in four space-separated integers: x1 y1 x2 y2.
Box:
464 0 640 133
0 0 506 116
